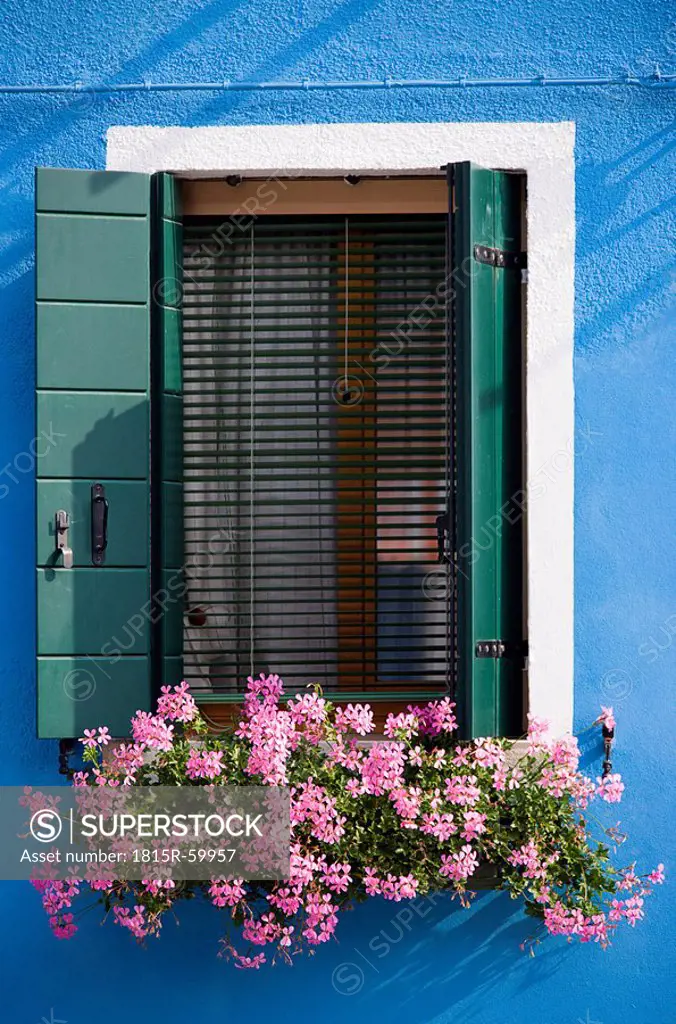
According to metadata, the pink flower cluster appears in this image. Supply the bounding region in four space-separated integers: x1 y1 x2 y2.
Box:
408 698 458 737
108 743 145 783
540 855 665 946
32 877 80 940
362 869 419 901
157 682 198 722
335 702 375 736
544 902 610 944
445 774 482 807
130 711 175 751
81 727 111 748
291 780 346 844
235 674 294 785
114 904 150 940
186 748 224 780
440 844 479 882
321 862 352 894
597 706 617 731
597 773 625 803
287 692 329 742
359 741 406 795
33 685 662 967
508 841 559 881
209 878 246 907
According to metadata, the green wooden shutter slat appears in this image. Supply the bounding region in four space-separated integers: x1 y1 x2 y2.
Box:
37 304 149 391
37 659 149 739
37 481 148 567
36 391 148 479
36 168 150 215
452 161 524 739
162 307 183 394
37 569 150 654
36 214 149 303
35 167 153 739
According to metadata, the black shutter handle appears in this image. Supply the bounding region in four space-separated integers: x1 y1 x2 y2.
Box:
91 483 109 566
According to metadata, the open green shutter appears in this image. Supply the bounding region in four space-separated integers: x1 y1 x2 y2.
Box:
451 162 524 739
36 167 162 738
152 173 184 690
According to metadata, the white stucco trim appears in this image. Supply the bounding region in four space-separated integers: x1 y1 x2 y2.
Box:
107 122 575 736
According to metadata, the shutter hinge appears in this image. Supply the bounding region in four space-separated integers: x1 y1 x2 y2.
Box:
473 244 527 270
475 640 529 662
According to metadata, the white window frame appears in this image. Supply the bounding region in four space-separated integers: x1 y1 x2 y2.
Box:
107 121 575 737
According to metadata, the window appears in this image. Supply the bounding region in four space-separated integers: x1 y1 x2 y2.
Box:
182 211 451 702
35 166 525 741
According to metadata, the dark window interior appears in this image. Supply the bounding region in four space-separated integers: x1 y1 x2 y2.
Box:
181 214 450 700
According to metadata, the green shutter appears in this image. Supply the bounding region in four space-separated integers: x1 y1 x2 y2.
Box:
451 162 524 738
152 174 184 690
36 167 153 738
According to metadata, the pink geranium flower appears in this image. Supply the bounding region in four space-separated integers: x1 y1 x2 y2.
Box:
596 706 617 732
597 773 625 803
80 728 98 748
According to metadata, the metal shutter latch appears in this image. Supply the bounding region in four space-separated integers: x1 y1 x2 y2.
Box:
54 509 73 569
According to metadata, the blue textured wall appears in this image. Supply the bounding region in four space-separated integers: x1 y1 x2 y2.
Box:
0 1 674 1021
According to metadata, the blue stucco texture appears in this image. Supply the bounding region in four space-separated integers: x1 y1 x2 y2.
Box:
0 1 674 1021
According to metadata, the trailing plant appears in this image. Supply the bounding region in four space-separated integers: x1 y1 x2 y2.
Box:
32 679 663 966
